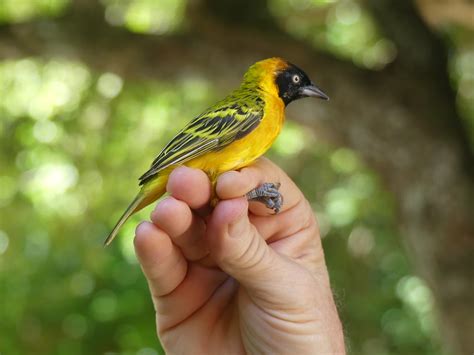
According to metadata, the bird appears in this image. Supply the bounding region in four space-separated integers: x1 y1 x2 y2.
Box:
104 57 328 246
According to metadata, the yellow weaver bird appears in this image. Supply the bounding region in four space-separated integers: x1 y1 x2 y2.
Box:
105 57 328 246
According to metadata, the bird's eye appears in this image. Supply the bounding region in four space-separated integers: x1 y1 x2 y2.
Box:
292 74 300 84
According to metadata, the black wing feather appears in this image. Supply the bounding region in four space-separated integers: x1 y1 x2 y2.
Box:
139 100 264 185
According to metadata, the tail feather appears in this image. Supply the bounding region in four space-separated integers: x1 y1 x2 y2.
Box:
104 193 144 246
104 175 168 246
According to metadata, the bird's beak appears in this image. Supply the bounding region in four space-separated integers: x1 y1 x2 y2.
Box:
299 84 329 100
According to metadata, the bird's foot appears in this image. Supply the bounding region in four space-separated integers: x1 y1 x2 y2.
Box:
246 182 283 213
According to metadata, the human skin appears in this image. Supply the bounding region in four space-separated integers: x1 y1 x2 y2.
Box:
134 158 346 354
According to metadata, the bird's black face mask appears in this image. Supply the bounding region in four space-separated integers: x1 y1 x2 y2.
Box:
275 64 329 106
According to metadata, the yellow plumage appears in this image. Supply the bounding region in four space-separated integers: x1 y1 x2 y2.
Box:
105 57 328 245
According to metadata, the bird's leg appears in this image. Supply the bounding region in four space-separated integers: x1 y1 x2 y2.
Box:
246 182 283 213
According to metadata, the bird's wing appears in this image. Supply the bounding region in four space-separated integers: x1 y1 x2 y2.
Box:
138 100 264 185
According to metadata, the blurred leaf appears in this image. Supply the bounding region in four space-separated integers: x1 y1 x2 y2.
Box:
0 0 70 23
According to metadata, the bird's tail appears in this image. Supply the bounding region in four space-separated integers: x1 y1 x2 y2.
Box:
104 193 145 246
104 175 168 246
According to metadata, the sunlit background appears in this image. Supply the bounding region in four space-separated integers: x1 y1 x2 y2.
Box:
1 0 473 354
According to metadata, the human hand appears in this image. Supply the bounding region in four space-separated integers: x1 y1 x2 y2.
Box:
134 158 345 354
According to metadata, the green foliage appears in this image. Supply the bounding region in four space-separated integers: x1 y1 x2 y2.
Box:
269 0 397 70
2 1 472 354
101 0 185 34
0 0 69 23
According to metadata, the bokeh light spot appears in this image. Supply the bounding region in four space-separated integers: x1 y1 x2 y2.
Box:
347 225 375 257
70 272 95 296
103 0 185 34
81 103 109 130
90 290 118 322
0 59 91 121
62 314 88 339
396 275 434 313
0 175 17 207
335 1 361 25
24 163 78 195
97 72 123 99
330 148 359 173
0 0 70 23
33 120 60 143
24 231 50 260
0 230 10 255
326 187 358 226
273 122 307 156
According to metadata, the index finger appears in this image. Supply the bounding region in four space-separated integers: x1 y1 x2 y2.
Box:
134 222 187 299
215 158 304 214
166 166 212 210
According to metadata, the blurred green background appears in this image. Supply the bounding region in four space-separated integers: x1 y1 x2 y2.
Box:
1 0 473 354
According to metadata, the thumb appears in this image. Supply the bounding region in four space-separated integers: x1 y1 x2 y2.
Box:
206 198 288 295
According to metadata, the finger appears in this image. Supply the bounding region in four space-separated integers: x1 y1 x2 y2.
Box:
249 198 314 242
134 222 187 300
206 198 306 305
167 166 212 210
216 158 303 215
151 196 208 261
155 264 228 331
268 222 325 273
167 277 239 340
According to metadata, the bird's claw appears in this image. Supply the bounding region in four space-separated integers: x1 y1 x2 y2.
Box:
246 182 283 213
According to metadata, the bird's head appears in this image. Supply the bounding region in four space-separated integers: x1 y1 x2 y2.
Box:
243 57 329 106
